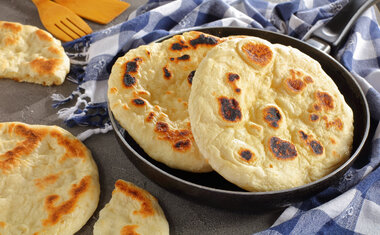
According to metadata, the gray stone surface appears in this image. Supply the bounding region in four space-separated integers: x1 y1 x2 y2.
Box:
0 0 283 234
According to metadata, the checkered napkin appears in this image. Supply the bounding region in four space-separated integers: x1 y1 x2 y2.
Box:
54 0 380 233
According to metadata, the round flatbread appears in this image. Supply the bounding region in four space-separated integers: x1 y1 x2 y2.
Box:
188 37 354 191
93 179 169 235
0 122 100 234
0 21 70 86
108 31 224 172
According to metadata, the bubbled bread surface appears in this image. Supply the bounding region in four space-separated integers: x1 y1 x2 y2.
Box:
0 122 100 234
108 31 225 172
188 37 354 191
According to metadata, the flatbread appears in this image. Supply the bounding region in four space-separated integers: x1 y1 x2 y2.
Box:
0 21 70 86
188 37 354 191
93 179 169 235
0 122 100 234
108 31 224 172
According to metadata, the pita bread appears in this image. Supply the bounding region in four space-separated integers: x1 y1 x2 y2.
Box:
0 21 69 86
0 122 100 234
108 31 224 172
188 37 354 191
93 180 169 235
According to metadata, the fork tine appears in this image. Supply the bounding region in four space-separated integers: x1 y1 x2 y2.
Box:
66 17 93 35
61 19 85 38
54 21 80 41
51 25 75 42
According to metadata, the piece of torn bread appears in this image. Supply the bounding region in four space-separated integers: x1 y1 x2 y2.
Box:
93 180 169 235
0 21 70 86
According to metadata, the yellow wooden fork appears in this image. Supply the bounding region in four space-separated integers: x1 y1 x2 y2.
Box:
31 0 92 42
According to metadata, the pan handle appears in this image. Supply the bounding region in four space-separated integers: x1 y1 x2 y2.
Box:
306 0 380 53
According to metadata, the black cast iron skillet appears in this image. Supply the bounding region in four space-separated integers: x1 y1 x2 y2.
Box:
109 0 377 210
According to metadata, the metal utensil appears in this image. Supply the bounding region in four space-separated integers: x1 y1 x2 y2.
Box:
31 0 92 41
305 0 380 53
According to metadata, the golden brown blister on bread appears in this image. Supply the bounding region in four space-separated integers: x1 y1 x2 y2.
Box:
108 31 224 172
93 180 169 235
188 37 354 192
0 21 69 86
0 122 100 235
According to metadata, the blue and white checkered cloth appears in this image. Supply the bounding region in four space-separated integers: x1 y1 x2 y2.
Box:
54 0 380 233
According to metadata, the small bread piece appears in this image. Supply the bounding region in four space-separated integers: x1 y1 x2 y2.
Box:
0 122 100 234
93 180 169 235
108 31 224 172
0 21 70 85
188 37 354 191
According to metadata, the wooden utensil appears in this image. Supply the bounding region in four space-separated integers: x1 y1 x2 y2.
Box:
53 0 130 25
31 0 92 41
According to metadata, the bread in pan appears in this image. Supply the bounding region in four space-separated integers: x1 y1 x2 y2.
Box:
188 36 354 191
108 31 225 172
